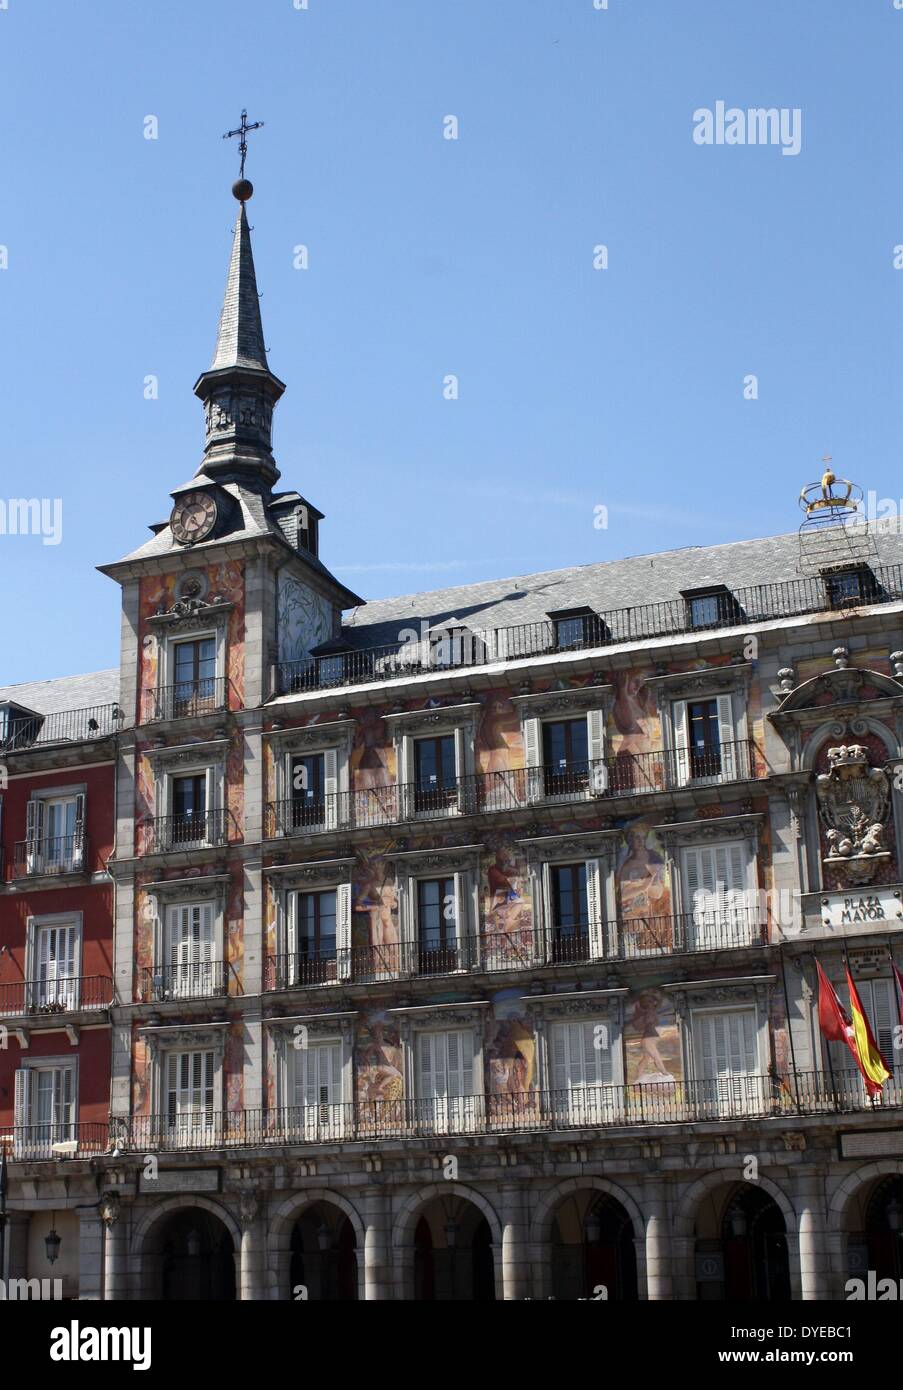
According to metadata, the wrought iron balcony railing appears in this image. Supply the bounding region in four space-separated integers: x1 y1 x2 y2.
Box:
0 975 113 1016
265 742 761 840
138 961 229 1002
0 702 122 753
275 561 903 694
116 1070 903 1154
141 678 230 724
0 1121 109 1162
263 912 766 991
139 810 230 854
12 834 88 878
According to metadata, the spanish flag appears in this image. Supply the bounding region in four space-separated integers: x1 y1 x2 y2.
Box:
846 967 891 1097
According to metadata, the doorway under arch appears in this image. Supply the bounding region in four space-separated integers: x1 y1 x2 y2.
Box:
412 1195 495 1300
695 1183 790 1301
289 1201 358 1300
145 1208 236 1301
550 1190 638 1300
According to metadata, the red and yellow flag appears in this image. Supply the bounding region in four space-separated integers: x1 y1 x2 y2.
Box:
846 968 891 1097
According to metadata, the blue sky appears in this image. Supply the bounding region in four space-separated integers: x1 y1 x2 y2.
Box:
0 0 901 684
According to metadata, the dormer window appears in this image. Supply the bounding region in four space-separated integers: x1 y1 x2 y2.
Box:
823 566 880 610
682 586 741 631
548 608 607 652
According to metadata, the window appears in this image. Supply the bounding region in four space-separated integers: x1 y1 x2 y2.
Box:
165 1049 215 1145
548 608 607 652
683 587 740 631
163 902 216 998
550 863 590 963
417 877 457 973
413 735 457 814
15 1062 75 1156
416 1028 476 1132
681 842 754 949
290 753 327 828
672 694 736 785
824 567 879 610
32 921 78 1010
828 976 900 1093
549 1019 617 1123
316 655 346 687
693 1009 761 1117
26 792 85 875
172 637 217 714
292 889 337 984
542 718 590 796
290 1039 344 1138
171 773 208 845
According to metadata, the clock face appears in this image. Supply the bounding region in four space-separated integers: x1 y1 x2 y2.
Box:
170 491 217 546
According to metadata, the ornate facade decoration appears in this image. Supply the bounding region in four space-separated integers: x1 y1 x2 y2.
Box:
816 744 891 883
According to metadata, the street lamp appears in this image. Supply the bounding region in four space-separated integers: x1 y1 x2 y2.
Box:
44 1222 61 1266
886 1197 903 1233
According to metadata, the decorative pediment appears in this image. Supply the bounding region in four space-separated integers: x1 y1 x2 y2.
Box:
652 813 762 853
770 650 903 721
383 701 480 736
143 872 231 905
264 855 355 889
390 844 482 876
510 684 613 719
146 737 229 772
147 596 234 634
643 662 750 708
663 974 775 1009
264 718 355 756
139 1022 230 1057
526 987 626 1022
518 828 621 864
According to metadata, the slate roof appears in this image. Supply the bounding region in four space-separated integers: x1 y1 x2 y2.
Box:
339 524 903 649
0 668 119 716
208 202 270 374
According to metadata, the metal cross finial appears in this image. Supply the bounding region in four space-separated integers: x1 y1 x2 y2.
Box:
222 108 265 180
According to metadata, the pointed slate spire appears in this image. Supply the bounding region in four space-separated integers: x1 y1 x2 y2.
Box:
193 185 285 488
209 202 270 373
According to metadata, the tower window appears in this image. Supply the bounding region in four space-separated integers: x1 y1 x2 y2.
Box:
823 567 879 610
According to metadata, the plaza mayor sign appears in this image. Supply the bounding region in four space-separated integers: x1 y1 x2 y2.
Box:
821 890 903 928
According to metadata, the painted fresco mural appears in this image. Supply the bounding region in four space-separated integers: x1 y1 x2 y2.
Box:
276 571 334 666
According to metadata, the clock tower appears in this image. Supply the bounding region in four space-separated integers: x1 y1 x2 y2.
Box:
98 171 362 1126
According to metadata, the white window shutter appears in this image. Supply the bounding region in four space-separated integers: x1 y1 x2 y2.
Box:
587 708 606 792
286 892 298 965
418 1032 435 1099
672 701 689 786
453 872 468 961
460 1030 475 1096
14 1068 33 1128
585 857 605 959
716 694 736 781
323 747 338 828
583 1019 613 1086
26 799 44 873
550 1023 569 1096
523 717 542 802
335 882 352 979
72 793 86 870
864 980 895 1071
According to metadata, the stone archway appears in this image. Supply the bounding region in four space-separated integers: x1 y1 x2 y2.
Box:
136 1202 238 1301
827 1160 903 1297
268 1189 366 1301
393 1184 502 1301
673 1171 799 1301
530 1177 648 1301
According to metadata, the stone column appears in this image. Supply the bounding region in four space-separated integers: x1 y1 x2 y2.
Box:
499 1184 530 1300
644 1179 673 1300
4 1212 30 1283
361 1189 392 1300
238 1193 265 1300
794 1171 829 1300
77 1208 105 1300
101 1192 126 1300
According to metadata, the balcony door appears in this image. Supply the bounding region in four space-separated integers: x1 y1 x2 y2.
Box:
672 695 736 786
542 718 589 798
292 1040 344 1139
682 841 752 950
33 921 78 1010
549 1019 618 1125
14 1064 75 1156
693 1010 761 1118
172 637 216 715
171 773 208 846
165 1049 216 1147
416 1029 476 1133
27 793 84 873
165 903 215 998
413 736 458 816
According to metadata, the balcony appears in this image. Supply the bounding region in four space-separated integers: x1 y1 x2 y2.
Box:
140 810 230 855
0 702 121 754
138 961 229 1002
118 1070 903 1154
12 833 88 879
275 561 903 694
0 975 113 1017
263 912 766 992
0 1121 109 1162
264 742 762 841
141 678 230 724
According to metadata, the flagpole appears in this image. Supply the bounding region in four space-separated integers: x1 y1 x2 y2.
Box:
779 941 802 1114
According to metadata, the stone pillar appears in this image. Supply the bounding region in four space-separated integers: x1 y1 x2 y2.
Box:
644 1179 673 1300
77 1208 105 1300
794 1172 829 1300
4 1212 30 1282
361 1189 392 1300
101 1192 126 1300
238 1193 265 1300
499 1184 530 1300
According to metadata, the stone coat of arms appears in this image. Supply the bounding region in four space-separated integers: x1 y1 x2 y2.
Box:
816 744 891 884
